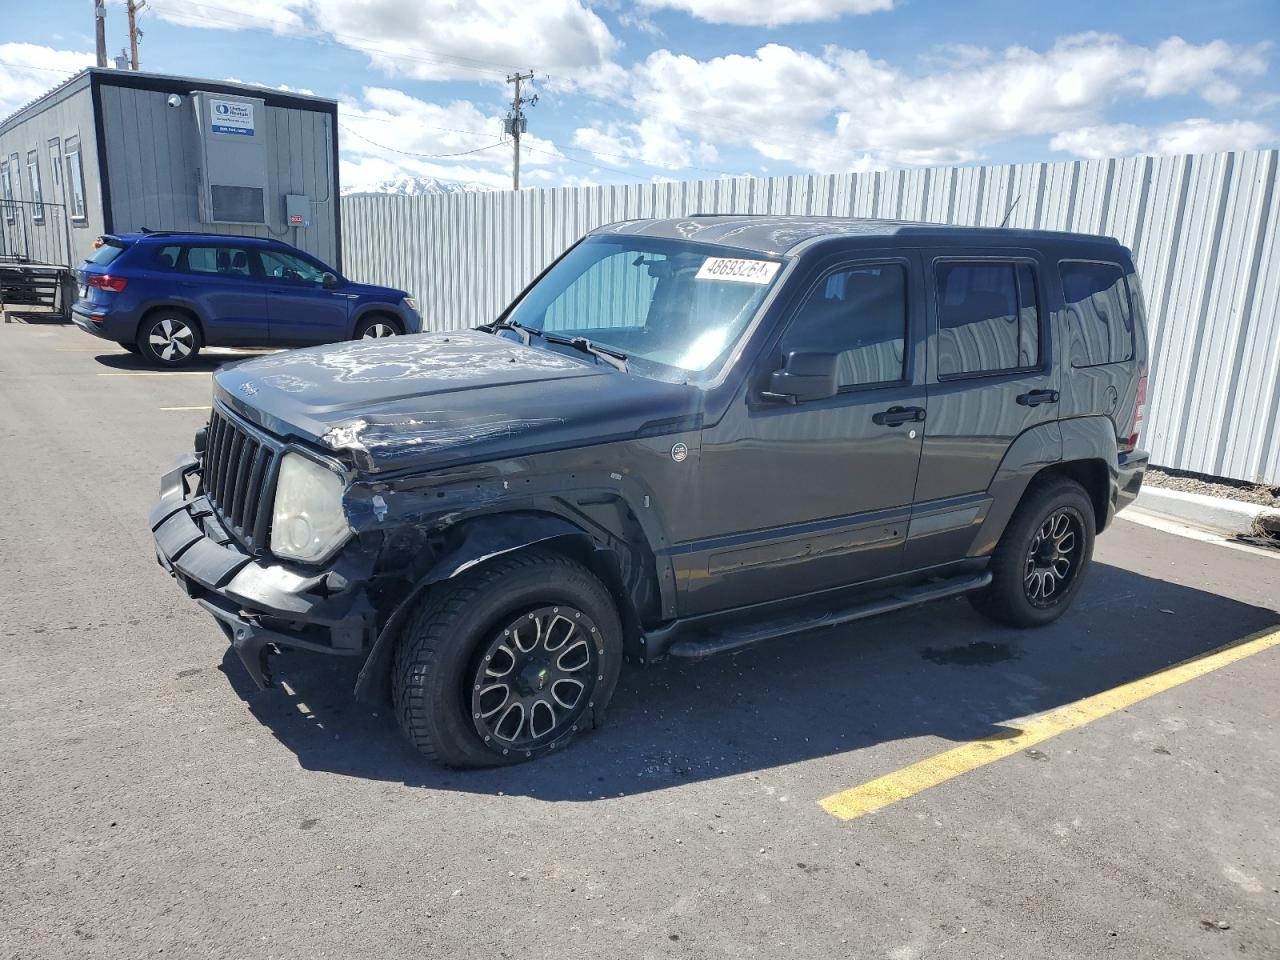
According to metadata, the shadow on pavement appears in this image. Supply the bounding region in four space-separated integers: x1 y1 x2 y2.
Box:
92 350 267 372
219 562 1279 799
2 309 69 324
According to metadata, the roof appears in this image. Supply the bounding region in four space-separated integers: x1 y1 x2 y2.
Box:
1 67 336 132
592 215 1120 256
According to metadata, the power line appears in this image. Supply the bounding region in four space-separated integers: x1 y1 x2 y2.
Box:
339 122 507 159
0 59 93 75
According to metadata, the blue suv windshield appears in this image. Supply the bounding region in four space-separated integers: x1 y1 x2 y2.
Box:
505 237 784 381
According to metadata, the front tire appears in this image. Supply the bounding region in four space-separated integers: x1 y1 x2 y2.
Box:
969 477 1096 628
138 311 202 366
354 315 402 340
392 550 623 768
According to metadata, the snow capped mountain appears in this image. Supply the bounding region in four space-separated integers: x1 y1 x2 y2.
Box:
341 175 492 197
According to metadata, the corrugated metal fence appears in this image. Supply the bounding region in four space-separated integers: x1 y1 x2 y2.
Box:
342 149 1280 485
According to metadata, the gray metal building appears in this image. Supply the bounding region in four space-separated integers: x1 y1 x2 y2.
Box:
0 68 340 274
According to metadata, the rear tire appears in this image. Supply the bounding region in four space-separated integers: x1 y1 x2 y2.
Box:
354 315 402 340
138 311 202 367
969 477 1096 628
392 549 623 768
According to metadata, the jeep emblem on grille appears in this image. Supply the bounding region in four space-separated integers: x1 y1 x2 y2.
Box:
238 381 258 397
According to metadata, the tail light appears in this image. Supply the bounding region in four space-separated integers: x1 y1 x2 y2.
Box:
1120 372 1147 453
91 237 104 249
87 274 128 293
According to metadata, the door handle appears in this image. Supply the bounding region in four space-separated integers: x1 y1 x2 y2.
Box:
1017 389 1060 407
872 405 926 426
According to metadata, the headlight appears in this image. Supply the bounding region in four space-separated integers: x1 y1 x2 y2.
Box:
271 452 351 563
403 296 418 311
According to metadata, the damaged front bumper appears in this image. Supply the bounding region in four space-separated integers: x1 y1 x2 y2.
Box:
150 453 376 688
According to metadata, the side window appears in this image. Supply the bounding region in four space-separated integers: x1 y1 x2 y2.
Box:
64 138 87 222
184 246 252 276
26 151 43 223
1060 261 1134 366
258 249 326 283
154 245 181 269
0 160 13 224
780 263 908 388
935 261 1039 378
47 139 61 193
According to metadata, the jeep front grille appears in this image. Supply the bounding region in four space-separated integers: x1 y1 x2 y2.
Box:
201 407 281 553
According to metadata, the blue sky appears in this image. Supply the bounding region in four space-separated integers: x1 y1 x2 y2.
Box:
1 0 1276 190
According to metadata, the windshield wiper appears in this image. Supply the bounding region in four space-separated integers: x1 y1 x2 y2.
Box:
543 334 628 372
478 319 541 346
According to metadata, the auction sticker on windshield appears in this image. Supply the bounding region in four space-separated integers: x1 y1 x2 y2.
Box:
695 257 781 285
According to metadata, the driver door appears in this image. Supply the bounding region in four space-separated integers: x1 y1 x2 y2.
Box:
255 249 351 345
675 250 928 615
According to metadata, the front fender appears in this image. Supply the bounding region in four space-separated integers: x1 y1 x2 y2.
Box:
352 512 593 703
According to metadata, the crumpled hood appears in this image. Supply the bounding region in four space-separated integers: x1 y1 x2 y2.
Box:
213 331 703 474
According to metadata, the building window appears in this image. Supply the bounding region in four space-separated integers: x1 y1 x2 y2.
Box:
935 260 1039 378
47 139 61 191
781 263 909 388
1060 260 1135 367
64 138 87 222
27 151 43 223
0 160 13 225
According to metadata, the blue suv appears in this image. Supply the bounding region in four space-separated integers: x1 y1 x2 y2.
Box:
71 232 421 366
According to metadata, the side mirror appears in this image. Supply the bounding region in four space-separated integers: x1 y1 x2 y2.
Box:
321 272 339 289
763 351 839 404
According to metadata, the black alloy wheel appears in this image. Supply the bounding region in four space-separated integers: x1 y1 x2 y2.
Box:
1023 507 1085 607
470 605 602 755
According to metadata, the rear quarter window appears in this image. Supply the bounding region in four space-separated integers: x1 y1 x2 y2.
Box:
87 242 127 266
1060 260 1134 366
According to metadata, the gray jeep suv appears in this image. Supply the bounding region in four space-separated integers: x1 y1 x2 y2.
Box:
150 216 1149 767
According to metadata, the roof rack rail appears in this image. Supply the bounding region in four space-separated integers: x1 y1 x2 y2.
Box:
134 228 276 241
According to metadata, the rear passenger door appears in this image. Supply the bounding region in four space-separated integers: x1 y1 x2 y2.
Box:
909 250 1059 565
178 245 269 345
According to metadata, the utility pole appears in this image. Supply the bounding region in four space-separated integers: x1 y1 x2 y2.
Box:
127 0 147 70
94 0 108 68
504 71 536 191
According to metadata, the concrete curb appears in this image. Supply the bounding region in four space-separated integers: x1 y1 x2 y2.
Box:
1131 485 1277 537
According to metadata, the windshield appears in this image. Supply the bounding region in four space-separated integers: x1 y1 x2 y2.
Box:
504 236 785 381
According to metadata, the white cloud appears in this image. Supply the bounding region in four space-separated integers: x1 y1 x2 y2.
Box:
1050 119 1278 159
1047 124 1153 159
638 0 893 27
572 118 718 171
610 34 1272 173
0 43 94 121
148 0 618 83
145 0 307 33
338 87 574 190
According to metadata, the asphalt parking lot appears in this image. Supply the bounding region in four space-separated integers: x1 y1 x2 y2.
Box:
2 318 1278 960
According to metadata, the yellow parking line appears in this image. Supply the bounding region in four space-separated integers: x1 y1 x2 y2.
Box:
96 371 211 377
56 347 125 352
818 626 1280 821
160 405 212 411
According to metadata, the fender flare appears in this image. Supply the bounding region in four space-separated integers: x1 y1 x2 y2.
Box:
352 512 597 703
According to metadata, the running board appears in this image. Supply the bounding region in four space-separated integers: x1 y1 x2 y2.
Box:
665 572 992 660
